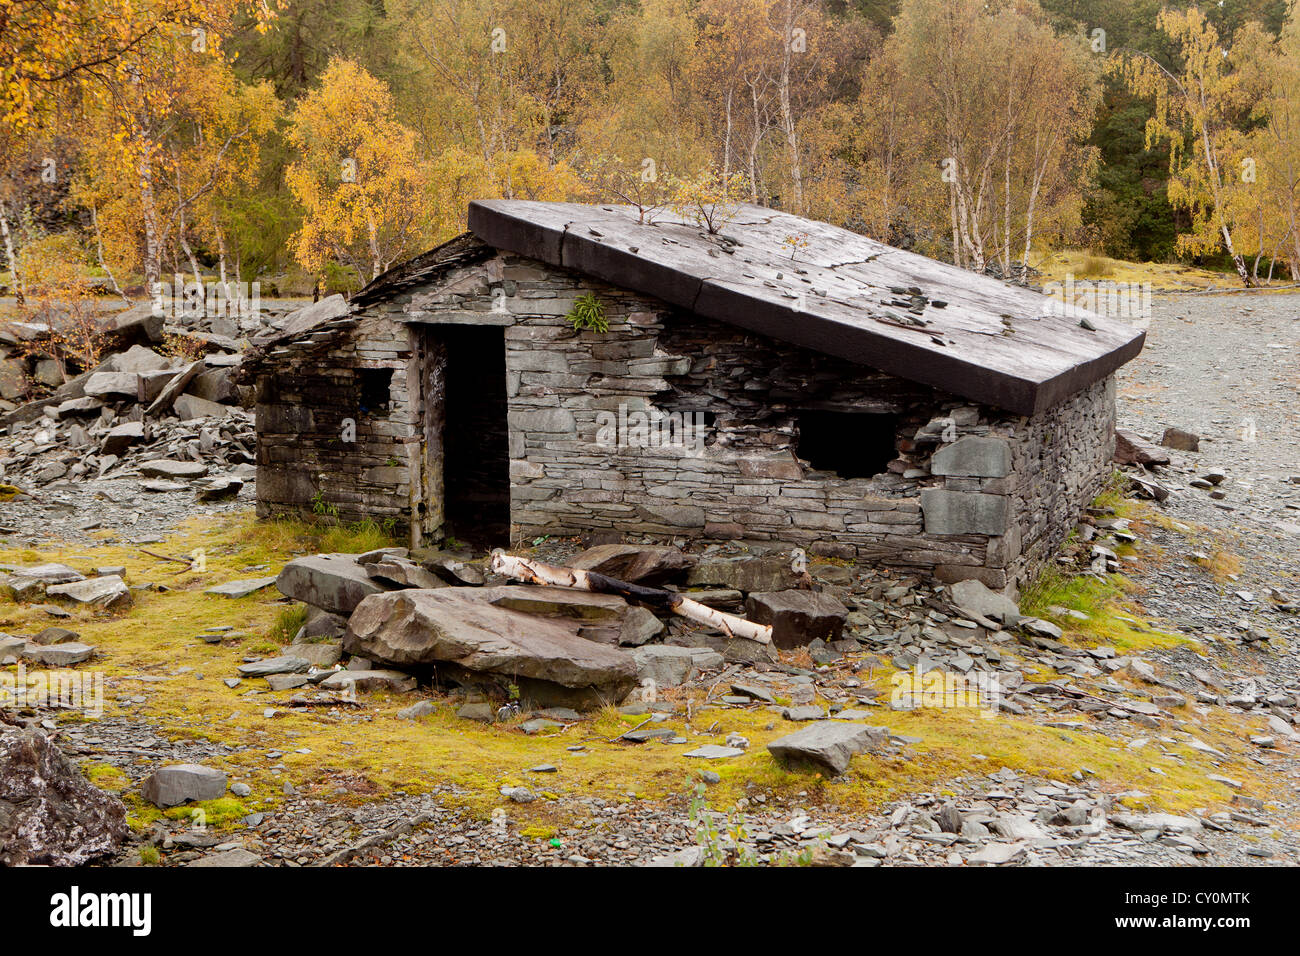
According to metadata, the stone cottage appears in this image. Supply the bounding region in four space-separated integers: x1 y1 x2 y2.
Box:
240 201 1144 593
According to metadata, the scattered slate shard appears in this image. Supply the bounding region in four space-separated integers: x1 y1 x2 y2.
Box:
766 723 890 775
206 576 277 598
141 764 229 808
0 727 129 865
684 745 745 759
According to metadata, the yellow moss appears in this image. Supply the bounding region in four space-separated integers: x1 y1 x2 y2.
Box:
81 761 130 792
0 509 1268 827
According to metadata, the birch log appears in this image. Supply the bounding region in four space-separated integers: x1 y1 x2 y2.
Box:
489 552 773 644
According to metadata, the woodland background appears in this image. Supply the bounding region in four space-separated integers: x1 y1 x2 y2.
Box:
4 0 1300 305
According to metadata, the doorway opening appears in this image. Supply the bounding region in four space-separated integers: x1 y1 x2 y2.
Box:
427 326 511 548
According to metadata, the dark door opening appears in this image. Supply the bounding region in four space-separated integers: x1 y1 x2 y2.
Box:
433 326 510 548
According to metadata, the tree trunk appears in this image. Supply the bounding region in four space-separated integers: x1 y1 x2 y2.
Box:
0 200 24 306
777 0 804 215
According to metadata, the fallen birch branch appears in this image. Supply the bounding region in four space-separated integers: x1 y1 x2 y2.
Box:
489 552 773 644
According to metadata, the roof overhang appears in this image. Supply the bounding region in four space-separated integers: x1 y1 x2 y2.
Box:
468 200 1145 416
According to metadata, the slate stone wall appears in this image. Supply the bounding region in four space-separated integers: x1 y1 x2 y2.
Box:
252 313 418 530
254 243 1118 593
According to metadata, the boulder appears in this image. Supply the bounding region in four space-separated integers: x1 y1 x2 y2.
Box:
103 301 164 344
744 590 848 648
947 578 1018 624
686 554 803 593
344 588 638 709
632 645 724 687
22 643 95 666
138 459 208 479
0 727 128 865
83 371 141 399
284 642 342 667
101 421 145 456
195 476 244 501
30 627 79 646
46 575 132 610
766 722 890 775
1160 427 1200 452
275 553 395 615
1114 429 1170 467
186 366 238 404
365 556 447 589
113 344 171 374
10 563 85 587
173 392 228 420
619 606 665 646
569 543 696 585
236 656 311 677
141 763 228 808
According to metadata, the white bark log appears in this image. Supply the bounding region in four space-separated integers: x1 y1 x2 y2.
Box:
489 552 773 644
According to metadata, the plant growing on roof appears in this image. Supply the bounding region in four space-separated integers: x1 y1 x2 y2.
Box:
565 292 609 333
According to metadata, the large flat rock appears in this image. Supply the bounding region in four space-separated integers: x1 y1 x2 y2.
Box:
766 722 890 775
275 553 395 615
344 588 637 707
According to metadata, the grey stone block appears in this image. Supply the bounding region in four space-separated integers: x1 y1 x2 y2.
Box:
921 490 1010 536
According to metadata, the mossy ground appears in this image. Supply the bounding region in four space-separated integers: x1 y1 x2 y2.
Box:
0 510 1281 835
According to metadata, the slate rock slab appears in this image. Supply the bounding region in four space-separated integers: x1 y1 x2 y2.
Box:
138 459 209 479
345 588 637 707
0 727 128 866
745 589 848 648
276 553 394 615
766 723 890 775
236 656 311 677
686 555 802 593
569 543 696 585
206 576 277 598
46 574 132 610
632 645 724 687
141 763 228 808
23 642 95 666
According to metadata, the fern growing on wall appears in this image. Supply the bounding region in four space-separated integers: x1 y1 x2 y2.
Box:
565 292 609 333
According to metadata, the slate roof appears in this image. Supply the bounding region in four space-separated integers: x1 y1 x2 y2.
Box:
465 200 1145 415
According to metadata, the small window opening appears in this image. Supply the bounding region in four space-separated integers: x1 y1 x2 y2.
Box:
795 410 899 478
359 368 393 415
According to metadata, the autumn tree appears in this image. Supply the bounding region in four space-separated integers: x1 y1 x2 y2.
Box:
285 58 432 281
1116 6 1260 285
